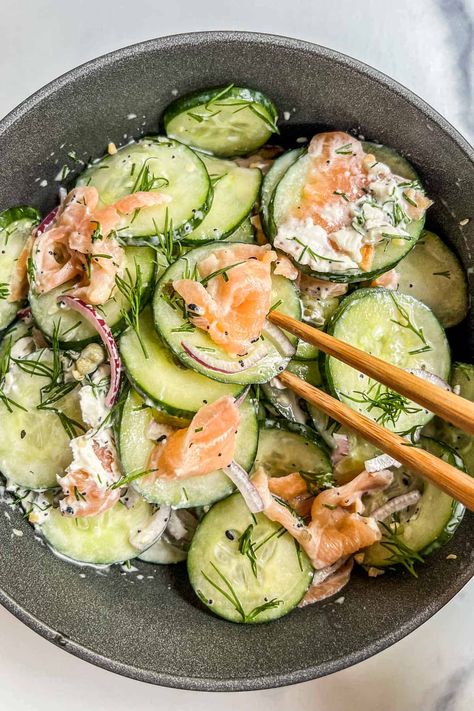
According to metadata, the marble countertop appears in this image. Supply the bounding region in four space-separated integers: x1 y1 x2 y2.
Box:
1 1 473 709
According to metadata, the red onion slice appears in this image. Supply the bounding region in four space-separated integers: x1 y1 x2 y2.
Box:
17 306 32 321
37 207 59 236
371 490 421 521
57 295 121 407
263 320 296 357
406 368 452 392
181 340 267 374
225 461 264 513
129 505 171 550
331 433 350 466
365 453 402 472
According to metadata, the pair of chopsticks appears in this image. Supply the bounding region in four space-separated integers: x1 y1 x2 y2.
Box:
269 310 474 511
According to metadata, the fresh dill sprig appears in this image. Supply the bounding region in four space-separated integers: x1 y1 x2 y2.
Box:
0 338 27 413
200 561 283 622
388 291 431 354
131 158 169 193
0 282 9 300
300 470 335 495
200 260 246 286
334 142 354 155
238 524 258 578
379 521 424 577
110 467 158 490
291 236 345 264
171 322 195 334
115 260 148 358
343 381 422 428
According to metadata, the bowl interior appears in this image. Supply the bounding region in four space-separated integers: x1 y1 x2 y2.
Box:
0 32 473 691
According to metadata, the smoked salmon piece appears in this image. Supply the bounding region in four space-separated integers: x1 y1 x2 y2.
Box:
147 395 240 480
253 467 392 569
173 244 277 356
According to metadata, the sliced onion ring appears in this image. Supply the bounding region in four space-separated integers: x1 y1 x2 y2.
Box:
37 207 59 236
17 306 32 321
57 295 121 407
129 504 171 550
225 461 264 513
365 453 402 472
371 491 421 521
181 340 267 374
406 368 452 392
263 319 296 357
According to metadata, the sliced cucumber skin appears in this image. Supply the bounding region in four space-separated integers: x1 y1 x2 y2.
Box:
225 218 255 244
76 137 212 239
269 143 425 283
0 207 40 330
118 389 259 508
30 246 155 349
254 420 331 478
152 242 301 385
396 230 468 328
39 496 156 565
163 86 278 158
362 437 465 567
326 288 450 432
260 148 305 238
188 493 313 623
0 349 82 489
138 536 187 564
119 308 243 420
183 155 261 244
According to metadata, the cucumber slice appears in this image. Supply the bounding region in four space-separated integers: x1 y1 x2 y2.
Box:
326 289 450 432
0 318 33 360
0 206 40 329
77 137 212 239
254 420 331 480
118 389 259 508
30 246 155 349
261 359 321 424
163 86 278 158
425 362 474 474
0 349 82 489
224 218 255 243
260 148 305 237
153 242 301 385
138 536 187 564
362 436 465 567
187 493 313 623
269 143 425 282
39 496 156 565
119 308 243 421
396 230 468 328
183 155 261 244
295 340 319 361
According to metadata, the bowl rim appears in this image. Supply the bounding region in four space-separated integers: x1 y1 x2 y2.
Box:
0 30 473 692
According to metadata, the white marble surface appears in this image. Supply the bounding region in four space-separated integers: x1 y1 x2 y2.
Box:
0 1 473 709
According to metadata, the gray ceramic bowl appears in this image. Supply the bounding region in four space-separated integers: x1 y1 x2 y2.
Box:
0 31 473 692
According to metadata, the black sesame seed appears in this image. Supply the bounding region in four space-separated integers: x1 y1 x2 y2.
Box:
20 430 26 439
225 530 235 541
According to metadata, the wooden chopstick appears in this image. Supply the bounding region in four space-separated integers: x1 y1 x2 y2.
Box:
270 310 474 436
278 370 474 511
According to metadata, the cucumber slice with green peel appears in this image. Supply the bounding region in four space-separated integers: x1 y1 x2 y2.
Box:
0 349 82 489
361 436 465 568
295 340 319 361
224 218 255 243
163 85 278 158
260 148 305 237
118 389 259 508
183 155 261 244
0 206 40 330
0 318 33 360
76 137 212 239
254 421 331 482
119 308 244 421
396 230 468 328
326 289 450 432
30 246 155 349
261 360 321 424
153 242 301 385
424 362 474 475
39 496 157 565
188 493 313 623
138 536 187 564
269 143 425 283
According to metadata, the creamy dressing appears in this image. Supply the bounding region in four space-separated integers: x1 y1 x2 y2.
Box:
275 156 421 273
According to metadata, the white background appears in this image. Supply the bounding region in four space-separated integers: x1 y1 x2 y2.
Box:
1 1 473 709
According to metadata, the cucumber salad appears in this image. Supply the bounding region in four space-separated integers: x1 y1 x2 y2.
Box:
0 84 472 624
